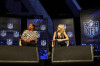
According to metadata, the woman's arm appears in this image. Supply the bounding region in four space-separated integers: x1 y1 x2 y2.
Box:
63 31 69 46
52 32 56 47
57 32 69 42
21 37 27 42
52 32 56 41
62 31 69 41
30 38 37 41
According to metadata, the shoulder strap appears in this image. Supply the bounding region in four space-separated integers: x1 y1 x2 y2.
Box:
61 31 65 38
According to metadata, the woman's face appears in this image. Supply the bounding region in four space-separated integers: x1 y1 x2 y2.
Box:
28 24 34 30
57 26 61 31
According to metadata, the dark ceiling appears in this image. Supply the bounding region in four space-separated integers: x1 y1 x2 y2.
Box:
40 0 100 18
0 0 8 14
77 0 100 9
39 0 73 18
0 0 100 18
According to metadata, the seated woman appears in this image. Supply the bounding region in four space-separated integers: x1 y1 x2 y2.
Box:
52 24 69 47
20 24 38 47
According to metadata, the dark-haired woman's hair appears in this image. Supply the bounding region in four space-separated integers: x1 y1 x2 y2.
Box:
32 24 35 29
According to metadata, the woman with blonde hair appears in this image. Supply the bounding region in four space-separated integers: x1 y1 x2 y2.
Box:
52 24 69 47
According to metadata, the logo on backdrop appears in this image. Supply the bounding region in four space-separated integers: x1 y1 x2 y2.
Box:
84 20 99 38
40 25 46 31
67 31 73 38
63 24 66 29
13 31 19 38
7 39 13 45
41 40 46 46
0 30 6 37
7 23 13 29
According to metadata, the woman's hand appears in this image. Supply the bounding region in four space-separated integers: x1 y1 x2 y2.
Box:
57 39 63 42
28 38 37 42
52 44 55 48
52 39 56 42
66 44 69 47
26 39 31 43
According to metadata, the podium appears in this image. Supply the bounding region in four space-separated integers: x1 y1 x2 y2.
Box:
0 45 39 63
52 45 94 63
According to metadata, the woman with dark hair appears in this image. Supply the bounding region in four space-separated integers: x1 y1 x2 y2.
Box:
20 24 38 47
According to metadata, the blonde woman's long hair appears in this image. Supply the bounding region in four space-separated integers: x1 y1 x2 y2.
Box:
57 24 65 33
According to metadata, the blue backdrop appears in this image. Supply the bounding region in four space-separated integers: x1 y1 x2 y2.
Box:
0 17 21 46
80 9 100 56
